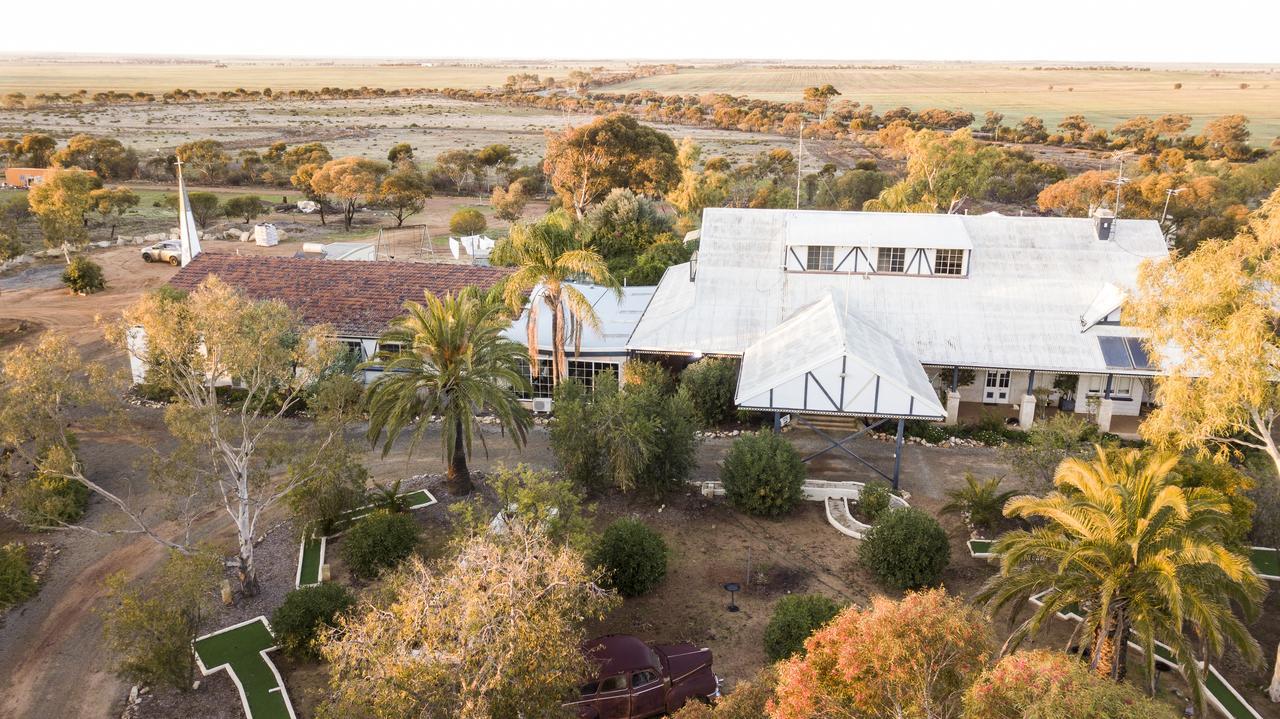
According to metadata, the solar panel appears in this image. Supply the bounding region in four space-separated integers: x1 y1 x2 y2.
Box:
1125 337 1155 370
1098 336 1132 369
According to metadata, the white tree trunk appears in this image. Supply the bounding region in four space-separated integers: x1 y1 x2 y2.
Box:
1270 641 1280 703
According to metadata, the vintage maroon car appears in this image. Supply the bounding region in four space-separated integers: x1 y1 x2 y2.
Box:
568 634 720 718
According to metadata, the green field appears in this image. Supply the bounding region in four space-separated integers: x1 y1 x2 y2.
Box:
610 64 1280 143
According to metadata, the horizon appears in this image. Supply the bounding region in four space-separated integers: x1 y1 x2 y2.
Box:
5 0 1279 64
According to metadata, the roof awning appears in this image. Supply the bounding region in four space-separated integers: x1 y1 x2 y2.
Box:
734 294 946 420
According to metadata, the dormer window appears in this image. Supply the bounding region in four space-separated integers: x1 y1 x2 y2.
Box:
806 245 835 271
935 249 964 275
877 247 905 273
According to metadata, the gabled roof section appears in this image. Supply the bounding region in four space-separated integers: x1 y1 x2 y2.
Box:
735 294 946 419
1081 282 1126 330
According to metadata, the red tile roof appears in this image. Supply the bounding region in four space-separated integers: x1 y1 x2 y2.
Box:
168 253 511 338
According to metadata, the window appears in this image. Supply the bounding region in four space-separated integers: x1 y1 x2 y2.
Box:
806 245 834 271
598 675 627 693
876 247 905 273
935 249 964 275
516 358 619 399
631 670 659 687
1085 375 1133 399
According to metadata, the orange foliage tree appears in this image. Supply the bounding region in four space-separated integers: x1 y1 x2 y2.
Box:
769 589 991 719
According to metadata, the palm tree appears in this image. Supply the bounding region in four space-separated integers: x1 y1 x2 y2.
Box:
940 473 1017 533
363 288 532 496
976 446 1264 715
496 210 617 386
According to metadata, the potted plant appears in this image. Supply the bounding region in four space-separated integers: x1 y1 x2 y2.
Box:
1053 374 1076 412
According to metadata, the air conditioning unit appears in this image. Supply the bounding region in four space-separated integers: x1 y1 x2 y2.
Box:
531 397 553 414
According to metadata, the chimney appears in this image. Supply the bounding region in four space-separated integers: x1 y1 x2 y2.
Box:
1092 208 1115 242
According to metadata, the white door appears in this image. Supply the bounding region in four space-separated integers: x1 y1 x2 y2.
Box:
983 370 1011 403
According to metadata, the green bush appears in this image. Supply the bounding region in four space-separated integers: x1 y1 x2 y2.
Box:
678 358 739 427
904 420 948 444
449 207 487 235
591 519 668 597
860 507 950 590
61 255 106 294
855 481 892 523
763 594 841 661
340 510 420 579
622 360 676 395
13 445 89 529
550 374 699 497
0 543 38 609
271 584 355 660
720 430 806 517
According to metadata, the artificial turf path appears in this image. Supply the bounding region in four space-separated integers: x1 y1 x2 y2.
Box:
295 487 437 588
194 616 295 719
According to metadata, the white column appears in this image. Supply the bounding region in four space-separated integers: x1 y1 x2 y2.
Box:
1096 398 1115 433
945 390 961 426
1018 394 1037 429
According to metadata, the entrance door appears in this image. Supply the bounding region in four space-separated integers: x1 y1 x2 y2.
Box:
983 370 1011 403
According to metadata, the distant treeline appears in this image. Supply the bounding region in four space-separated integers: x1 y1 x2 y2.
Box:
2 76 1271 162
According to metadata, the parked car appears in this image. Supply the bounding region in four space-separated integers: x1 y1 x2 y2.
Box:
568 635 720 718
141 240 182 265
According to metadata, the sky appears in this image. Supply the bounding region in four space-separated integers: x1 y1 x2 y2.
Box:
4 0 1279 63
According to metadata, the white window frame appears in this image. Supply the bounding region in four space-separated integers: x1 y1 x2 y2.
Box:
935 248 964 275
806 245 835 271
876 247 905 273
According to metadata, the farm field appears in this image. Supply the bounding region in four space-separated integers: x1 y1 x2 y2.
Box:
0 59 619 94
0 95 835 170
610 63 1280 143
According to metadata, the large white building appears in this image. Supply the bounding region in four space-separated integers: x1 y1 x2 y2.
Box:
627 208 1169 434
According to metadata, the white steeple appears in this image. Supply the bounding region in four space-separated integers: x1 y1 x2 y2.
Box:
176 158 202 267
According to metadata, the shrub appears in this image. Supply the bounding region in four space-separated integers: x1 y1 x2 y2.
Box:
271 584 355 660
622 359 675 395
550 374 699 497
0 543 38 609
449 207 487 235
61 255 105 294
963 649 1177 719
678 358 739 427
1170 458 1254 547
451 464 594 552
860 508 950 589
904 420 948 444
12 445 89 528
672 666 777 719
855 480 892 523
591 519 668 597
285 438 368 536
771 590 991 719
340 510 420 579
100 551 221 691
720 430 806 517
764 594 841 661
1004 413 1098 486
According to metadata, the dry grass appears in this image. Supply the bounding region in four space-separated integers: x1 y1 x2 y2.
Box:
0 60 624 94
611 63 1280 143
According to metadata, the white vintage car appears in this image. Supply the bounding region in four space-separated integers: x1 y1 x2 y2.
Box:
140 240 182 265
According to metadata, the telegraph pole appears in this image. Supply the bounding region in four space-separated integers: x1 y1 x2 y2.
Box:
795 117 804 209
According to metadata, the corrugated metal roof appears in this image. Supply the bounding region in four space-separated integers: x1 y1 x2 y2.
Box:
784 210 972 250
628 208 1169 375
506 282 656 356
